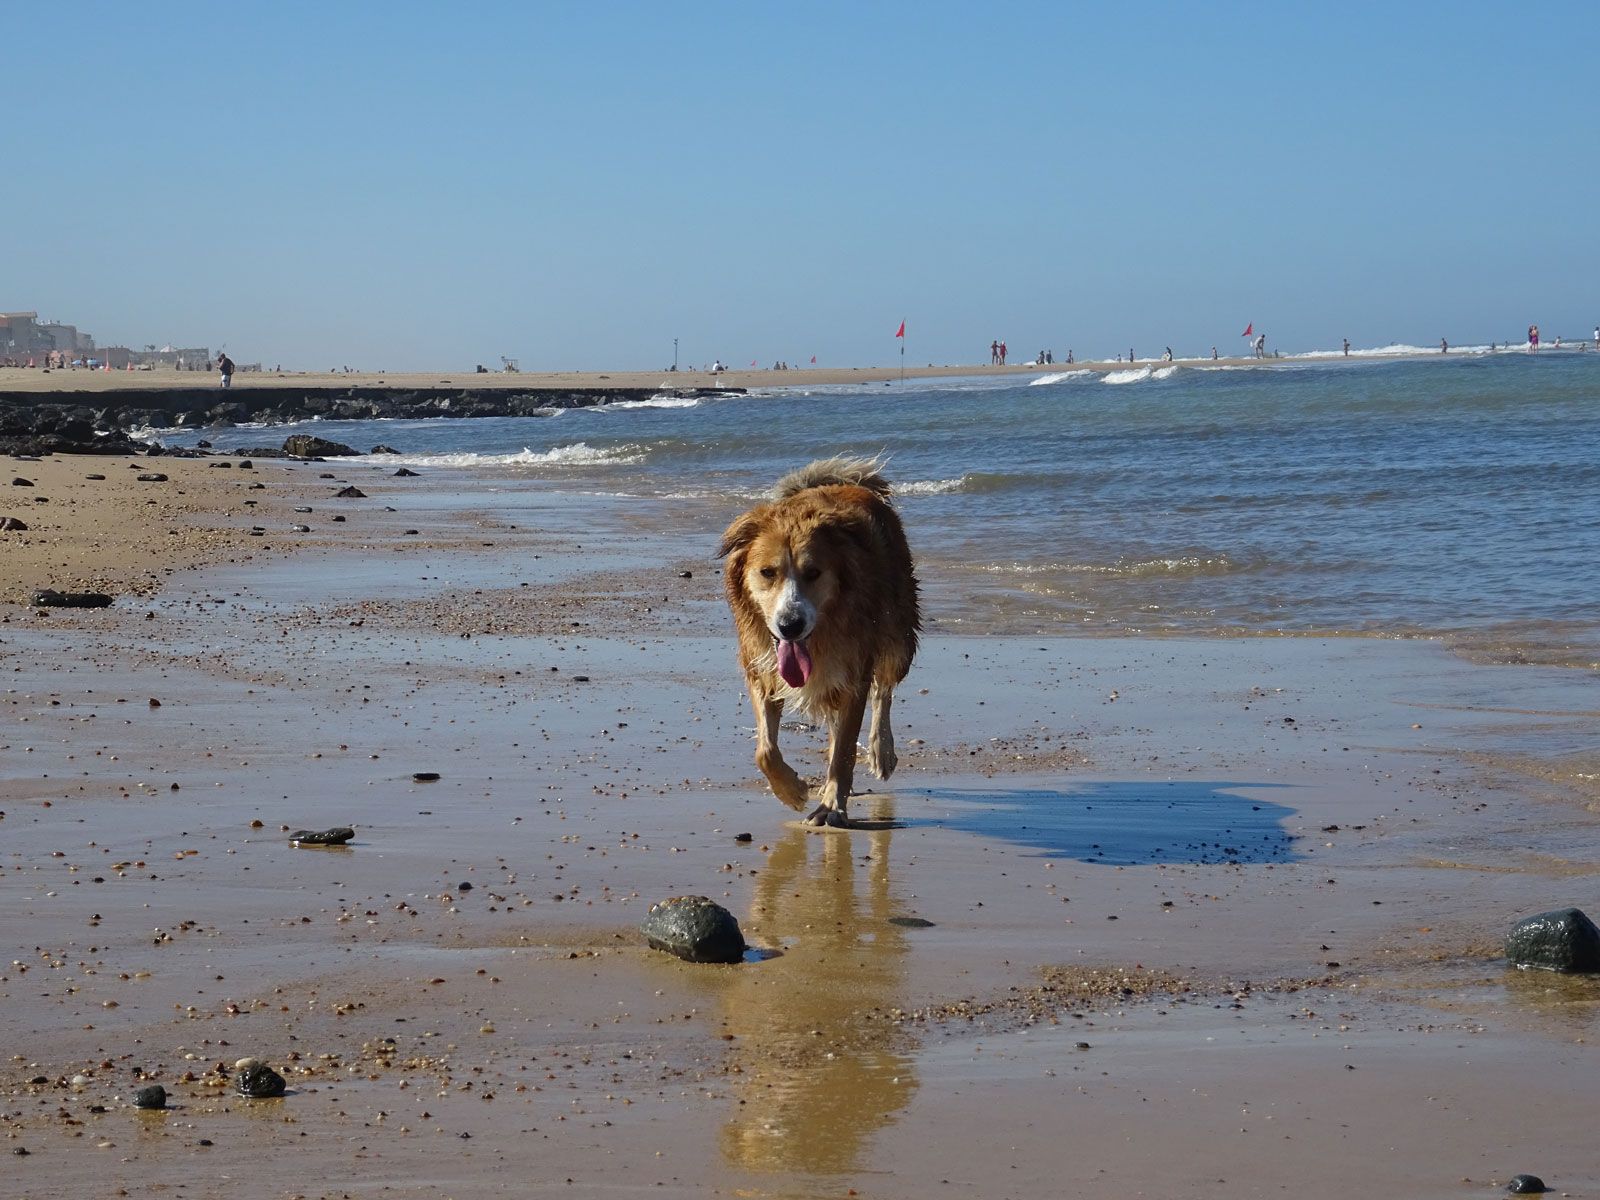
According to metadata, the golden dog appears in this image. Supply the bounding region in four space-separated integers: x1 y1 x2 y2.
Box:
718 457 920 826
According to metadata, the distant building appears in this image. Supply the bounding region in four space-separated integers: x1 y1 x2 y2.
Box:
128 346 212 370
2 312 102 363
3 310 218 369
39 323 91 354
1 311 46 356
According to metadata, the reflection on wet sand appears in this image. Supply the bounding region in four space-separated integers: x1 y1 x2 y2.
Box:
719 797 918 1176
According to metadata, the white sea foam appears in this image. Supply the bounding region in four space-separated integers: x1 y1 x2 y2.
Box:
1102 367 1152 384
376 441 645 468
1027 370 1093 386
896 478 966 496
594 394 701 411
981 554 1236 577
1151 365 1178 380
1290 342 1503 360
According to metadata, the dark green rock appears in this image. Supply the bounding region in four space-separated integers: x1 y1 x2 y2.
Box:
1508 1174 1548 1194
1505 908 1600 973
888 916 935 928
283 435 359 458
641 895 745 964
32 589 113 608
132 1084 167 1109
289 826 355 846
234 1063 286 1098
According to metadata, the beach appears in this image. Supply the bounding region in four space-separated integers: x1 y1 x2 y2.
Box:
3 434 1599 1198
0 351 1424 397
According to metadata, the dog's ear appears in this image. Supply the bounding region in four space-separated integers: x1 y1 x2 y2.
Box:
717 509 765 560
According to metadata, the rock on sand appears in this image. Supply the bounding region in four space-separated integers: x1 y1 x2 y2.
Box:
1506 907 1600 973
641 895 746 964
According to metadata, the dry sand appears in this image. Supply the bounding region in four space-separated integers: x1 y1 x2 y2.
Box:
2 455 1598 1197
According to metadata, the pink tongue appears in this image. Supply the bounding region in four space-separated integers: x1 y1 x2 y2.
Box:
776 639 812 687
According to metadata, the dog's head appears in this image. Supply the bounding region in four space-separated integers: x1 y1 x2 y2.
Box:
718 505 854 688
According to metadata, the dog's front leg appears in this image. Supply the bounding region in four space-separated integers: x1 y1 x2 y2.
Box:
750 684 808 811
807 687 868 828
866 684 897 780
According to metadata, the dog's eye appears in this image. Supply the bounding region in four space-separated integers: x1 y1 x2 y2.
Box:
800 567 821 583
758 566 777 580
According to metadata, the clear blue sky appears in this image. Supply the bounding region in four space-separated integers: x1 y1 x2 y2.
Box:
5 1 1595 370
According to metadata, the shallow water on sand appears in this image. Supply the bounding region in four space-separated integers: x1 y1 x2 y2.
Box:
153 352 1600 658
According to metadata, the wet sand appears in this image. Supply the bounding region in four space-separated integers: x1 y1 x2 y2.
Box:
3 457 1599 1197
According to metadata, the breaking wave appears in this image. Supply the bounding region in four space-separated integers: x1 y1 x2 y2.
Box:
1102 367 1151 384
896 478 968 496
1027 370 1094 386
599 395 702 410
980 554 1243 578
376 441 646 468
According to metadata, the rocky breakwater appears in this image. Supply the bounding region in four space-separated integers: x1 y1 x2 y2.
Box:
0 384 744 453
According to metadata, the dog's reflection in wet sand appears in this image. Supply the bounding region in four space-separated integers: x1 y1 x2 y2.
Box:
716 803 918 1174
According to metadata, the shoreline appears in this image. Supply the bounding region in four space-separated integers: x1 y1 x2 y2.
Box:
2 455 1599 1195
0 343 1550 398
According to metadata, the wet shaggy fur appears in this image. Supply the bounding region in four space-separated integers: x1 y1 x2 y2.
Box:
718 457 921 826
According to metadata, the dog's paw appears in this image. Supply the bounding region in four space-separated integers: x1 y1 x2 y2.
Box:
866 739 897 781
760 758 811 810
772 775 811 811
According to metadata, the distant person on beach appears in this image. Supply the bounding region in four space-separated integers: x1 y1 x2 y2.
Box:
218 353 235 389
1065 350 1074 363
1128 347 1134 363
1528 325 1539 351
1163 346 1173 362
990 340 999 365
1212 346 1218 360
1343 338 1350 356
1253 334 1266 359
999 341 1007 365
1440 338 1448 354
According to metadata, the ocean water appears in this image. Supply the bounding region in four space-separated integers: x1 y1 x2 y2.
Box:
151 352 1600 661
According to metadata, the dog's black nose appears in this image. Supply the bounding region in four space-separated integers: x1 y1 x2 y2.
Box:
777 615 806 641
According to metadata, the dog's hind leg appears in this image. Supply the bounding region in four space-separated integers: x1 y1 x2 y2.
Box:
865 683 898 781
750 684 809 811
807 688 868 828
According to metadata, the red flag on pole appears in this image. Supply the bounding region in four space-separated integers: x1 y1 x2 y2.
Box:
1240 323 1253 338
894 320 906 338
750 359 757 367
809 355 816 364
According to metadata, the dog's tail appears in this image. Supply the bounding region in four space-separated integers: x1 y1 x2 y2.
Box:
773 455 890 501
